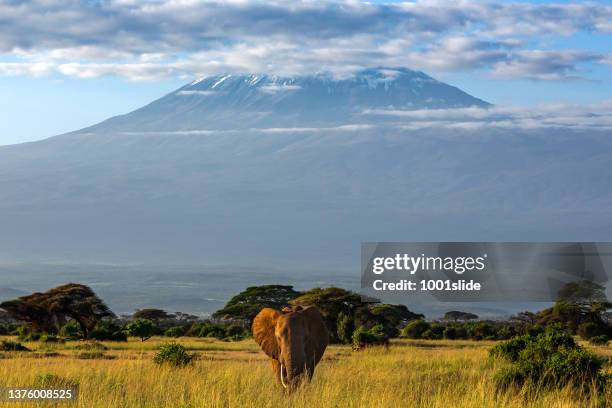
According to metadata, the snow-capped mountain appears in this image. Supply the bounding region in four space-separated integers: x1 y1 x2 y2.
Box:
81 68 490 133
0 67 611 316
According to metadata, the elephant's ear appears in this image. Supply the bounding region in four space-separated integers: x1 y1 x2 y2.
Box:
252 308 281 359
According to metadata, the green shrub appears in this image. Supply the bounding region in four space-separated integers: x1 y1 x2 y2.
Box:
0 340 30 352
525 324 545 337
589 335 609 345
125 319 155 341
490 335 531 362
471 322 493 340
497 325 516 340
59 321 84 340
16 327 41 342
490 327 606 392
153 343 195 367
225 324 248 339
421 323 444 340
186 322 227 338
198 323 225 339
337 312 355 344
351 325 388 350
164 326 185 338
578 322 604 340
401 320 430 339
443 326 458 340
90 320 127 341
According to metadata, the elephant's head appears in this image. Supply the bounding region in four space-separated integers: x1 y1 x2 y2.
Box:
252 306 329 389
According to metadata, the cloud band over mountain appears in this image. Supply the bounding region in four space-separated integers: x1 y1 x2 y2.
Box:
0 0 611 81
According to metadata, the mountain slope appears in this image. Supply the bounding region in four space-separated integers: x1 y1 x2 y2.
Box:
0 67 610 269
79 67 490 134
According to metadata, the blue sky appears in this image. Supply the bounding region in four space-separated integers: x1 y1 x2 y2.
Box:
1 0 611 145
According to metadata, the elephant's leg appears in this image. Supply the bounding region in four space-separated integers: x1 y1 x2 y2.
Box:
305 360 316 381
271 359 282 386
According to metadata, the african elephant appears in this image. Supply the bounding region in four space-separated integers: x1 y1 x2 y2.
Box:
252 305 329 390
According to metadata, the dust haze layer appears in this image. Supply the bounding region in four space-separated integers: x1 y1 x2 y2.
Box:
1 67 610 315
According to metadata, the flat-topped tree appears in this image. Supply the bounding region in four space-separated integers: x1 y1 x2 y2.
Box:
444 311 479 322
213 285 302 325
355 304 424 338
0 283 114 338
290 287 364 343
133 309 173 321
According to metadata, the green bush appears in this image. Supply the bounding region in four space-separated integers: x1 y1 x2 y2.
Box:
490 335 531 361
443 326 458 340
337 312 355 344
153 343 195 367
164 326 185 338
589 335 609 345
497 325 516 340
401 320 430 339
59 321 84 340
524 324 545 337
422 323 444 340
197 323 225 339
0 340 30 352
125 319 155 341
90 320 127 341
490 328 606 392
471 322 493 340
351 325 388 350
578 322 604 340
16 327 41 342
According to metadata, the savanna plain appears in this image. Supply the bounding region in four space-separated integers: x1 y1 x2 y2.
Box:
0 337 610 408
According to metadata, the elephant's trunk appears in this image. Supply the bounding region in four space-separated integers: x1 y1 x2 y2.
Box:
283 343 306 388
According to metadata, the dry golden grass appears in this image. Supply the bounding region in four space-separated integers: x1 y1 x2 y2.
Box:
0 336 609 407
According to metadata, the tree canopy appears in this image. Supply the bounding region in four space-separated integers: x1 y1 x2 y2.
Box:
133 309 172 321
557 280 608 307
354 304 423 337
538 280 611 334
0 283 114 338
444 311 479 322
126 319 155 341
213 285 302 324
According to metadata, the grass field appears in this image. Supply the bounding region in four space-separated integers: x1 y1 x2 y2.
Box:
0 336 610 407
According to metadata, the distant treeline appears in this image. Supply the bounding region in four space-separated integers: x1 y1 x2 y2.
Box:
0 280 610 348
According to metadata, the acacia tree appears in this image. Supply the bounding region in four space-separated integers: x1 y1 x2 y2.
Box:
290 287 364 343
126 319 155 341
133 309 172 321
443 311 478 322
355 304 424 337
213 285 302 325
0 283 114 338
538 280 611 334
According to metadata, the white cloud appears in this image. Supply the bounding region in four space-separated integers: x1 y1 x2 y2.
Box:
0 1 610 81
0 62 54 77
259 84 302 94
364 101 612 130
